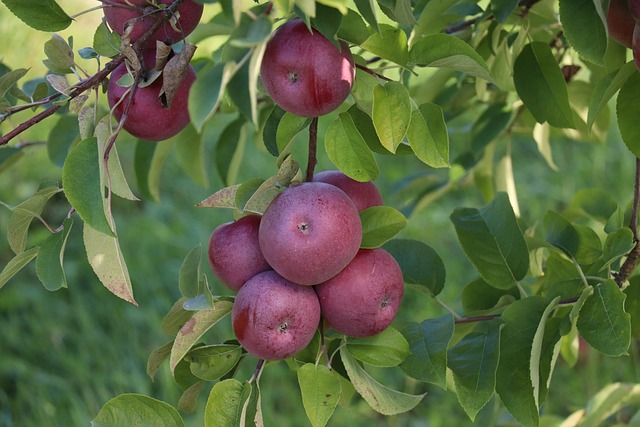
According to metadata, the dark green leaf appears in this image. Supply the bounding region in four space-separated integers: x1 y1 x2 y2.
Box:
406 103 450 168
616 72 640 158
588 61 635 128
359 206 407 249
215 118 245 186
514 42 575 128
325 113 379 182
189 61 233 133
262 105 287 156
337 8 370 45
544 210 579 257
542 253 584 300
574 224 602 266
471 103 512 153
47 114 79 168
450 193 529 289
577 279 631 356
570 187 618 222
1 0 72 31
559 0 607 65
346 327 410 367
298 364 341 427
311 3 343 45
400 314 454 388
0 246 39 290
35 218 73 291
353 0 379 31
490 0 520 22
229 16 272 47
448 318 504 420
461 278 519 315
91 394 184 427
625 278 640 339
383 239 446 296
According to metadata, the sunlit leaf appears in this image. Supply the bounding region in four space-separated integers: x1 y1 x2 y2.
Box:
372 82 411 153
359 206 407 249
325 113 379 182
298 364 341 427
91 394 184 427
1 0 72 31
347 327 410 367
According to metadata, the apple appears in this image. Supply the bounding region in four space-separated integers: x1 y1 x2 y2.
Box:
103 0 204 46
259 182 362 286
232 270 321 360
313 170 383 211
629 0 640 22
107 49 195 141
315 248 404 338
260 19 355 117
634 23 640 69
608 0 635 48
208 215 271 291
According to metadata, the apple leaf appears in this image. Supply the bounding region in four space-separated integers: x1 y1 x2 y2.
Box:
7 186 62 254
361 24 408 66
530 297 562 408
461 279 519 316
179 245 202 298
177 381 206 413
353 0 379 32
216 117 246 187
359 206 407 249
204 379 259 427
347 327 410 367
47 114 79 168
35 218 73 291
189 61 235 133
161 297 193 336
406 103 450 168
603 228 635 268
616 72 640 158
147 341 173 381
43 33 75 74
169 301 234 374
93 21 120 58
588 61 636 128
372 82 411 153
325 113 379 182
0 68 28 98
544 210 579 257
1 0 72 31
408 34 493 82
341 347 426 415
0 246 39 291
174 124 208 189
383 239 446 296
513 42 575 129
91 394 184 427
451 193 529 289
578 383 640 427
197 184 244 209
297 364 342 427
400 314 454 388
559 0 607 66
185 345 242 381
95 118 139 201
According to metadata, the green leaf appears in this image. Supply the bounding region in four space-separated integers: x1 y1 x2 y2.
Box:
0 146 23 174
346 327 410 367
603 228 635 268
450 192 529 289
311 4 343 45
263 105 287 156
359 206 407 249
588 61 636 128
544 210 579 257
197 184 244 209
42 33 75 74
91 393 184 427
325 113 379 182
0 68 28 98
0 246 39 290
461 278 519 315
530 297 562 408
372 82 411 153
570 187 618 222
337 8 371 45
383 239 446 296
448 318 504 420
297 364 342 427
179 245 202 298
147 341 173 380
185 345 242 381
559 0 607 65
616 72 640 158
84 223 136 305
174 124 208 188
95 118 138 201
161 297 194 335
360 24 408 66
513 42 575 128
490 0 520 22
400 314 454 388
204 379 259 427
577 280 631 356
93 21 120 57
276 113 311 154
35 218 73 291
406 103 450 168
495 296 551 427
578 383 640 427
189 61 234 133
1 0 72 31
471 103 513 153
229 15 272 47
625 278 640 339
63 138 114 237
7 186 61 254
353 0 379 32
574 224 602 266
215 118 245 186
47 114 79 168
169 301 234 373
341 347 426 415
408 34 493 82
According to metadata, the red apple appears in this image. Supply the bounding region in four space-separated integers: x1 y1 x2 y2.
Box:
208 215 271 291
315 249 404 338
232 270 321 360
608 0 635 48
103 0 204 46
260 19 355 117
107 50 195 141
634 23 640 69
258 182 362 286
313 170 384 211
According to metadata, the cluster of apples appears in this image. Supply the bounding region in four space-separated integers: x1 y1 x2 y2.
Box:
608 0 640 68
208 171 405 361
103 0 203 141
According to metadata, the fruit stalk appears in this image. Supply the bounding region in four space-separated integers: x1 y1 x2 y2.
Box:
305 117 319 182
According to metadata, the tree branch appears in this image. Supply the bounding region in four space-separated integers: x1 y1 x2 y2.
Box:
305 117 319 182
615 157 640 285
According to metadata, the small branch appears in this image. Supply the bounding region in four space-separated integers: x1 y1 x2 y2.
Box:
355 63 392 82
453 295 581 324
434 296 462 320
615 157 640 285
305 117 319 182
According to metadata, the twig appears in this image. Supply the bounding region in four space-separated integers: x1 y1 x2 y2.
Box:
355 63 392 82
615 157 640 285
248 359 265 384
305 117 319 182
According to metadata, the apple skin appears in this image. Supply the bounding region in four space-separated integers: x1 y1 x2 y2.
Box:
260 19 355 117
313 170 384 211
232 270 321 360
608 0 635 48
634 23 640 69
107 50 195 141
103 0 204 46
315 248 404 338
259 182 362 286
208 215 271 291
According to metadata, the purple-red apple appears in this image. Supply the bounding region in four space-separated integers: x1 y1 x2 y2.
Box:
315 248 404 338
259 182 362 286
260 19 355 117
232 270 321 360
208 215 271 291
608 0 635 48
103 0 203 46
313 170 384 211
107 50 195 141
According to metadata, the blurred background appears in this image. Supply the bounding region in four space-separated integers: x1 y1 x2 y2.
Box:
1 1 639 426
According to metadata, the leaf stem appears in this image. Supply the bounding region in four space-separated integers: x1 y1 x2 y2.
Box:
248 359 265 384
434 296 462 320
305 117 319 182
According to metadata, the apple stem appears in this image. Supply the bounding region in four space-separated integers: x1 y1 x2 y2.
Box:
305 117 319 182
249 359 265 384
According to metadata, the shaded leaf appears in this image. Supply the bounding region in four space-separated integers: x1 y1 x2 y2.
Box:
8 186 61 254
559 0 608 65
35 218 73 291
346 327 410 367
185 345 242 381
406 103 450 168
0 246 39 290
383 239 446 296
